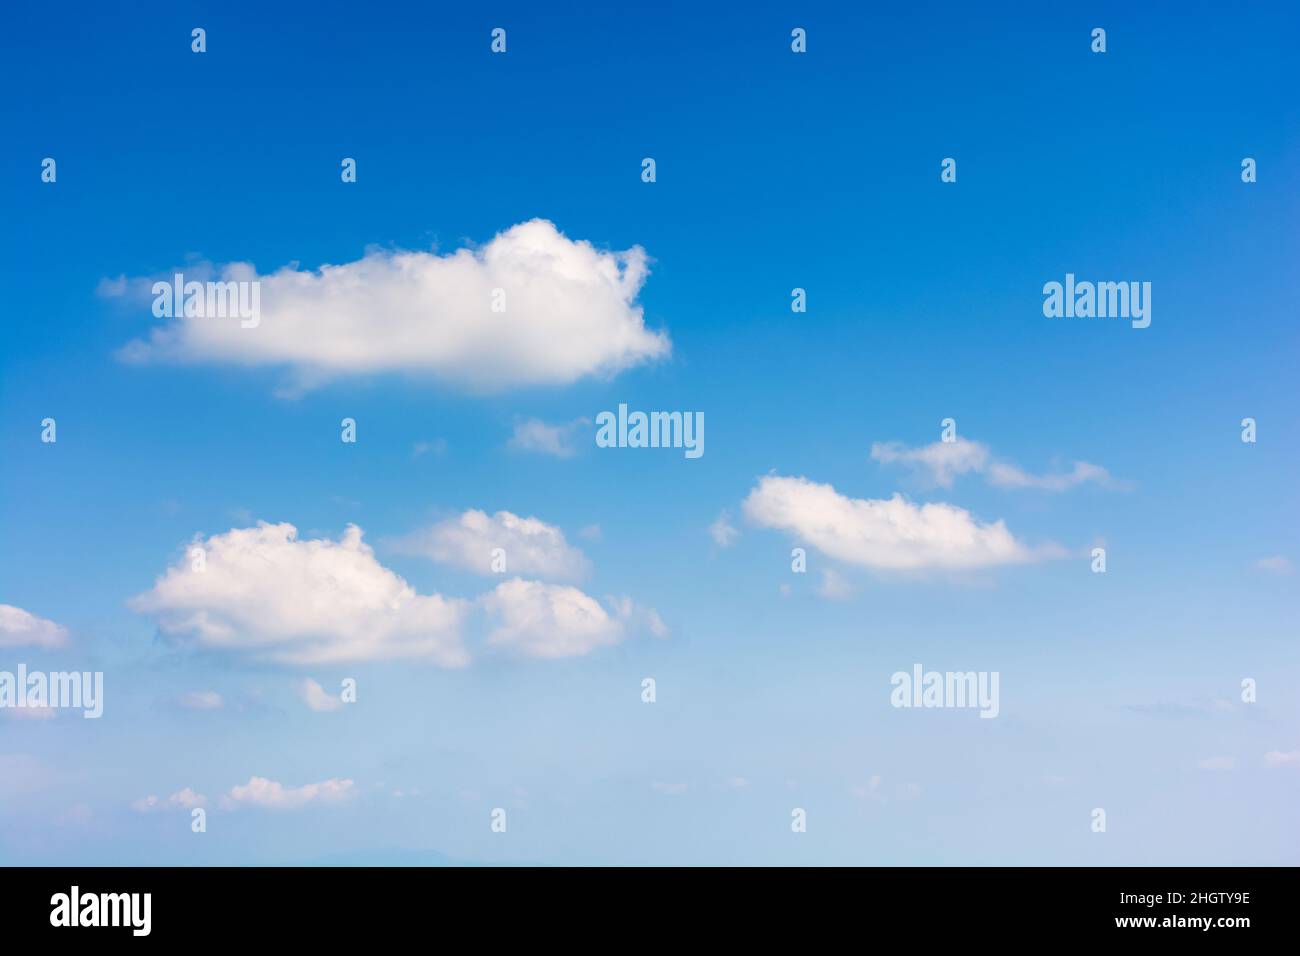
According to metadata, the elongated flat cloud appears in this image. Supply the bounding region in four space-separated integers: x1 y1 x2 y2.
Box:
742 475 1059 571
0 604 69 649
396 509 589 580
133 788 207 812
176 690 223 710
482 579 623 658
130 523 469 666
221 776 353 810
115 219 670 393
870 437 1115 492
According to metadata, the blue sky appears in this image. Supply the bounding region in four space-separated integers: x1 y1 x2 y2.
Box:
1 0 1297 865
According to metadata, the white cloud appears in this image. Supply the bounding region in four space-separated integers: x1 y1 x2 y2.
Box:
482 578 623 658
709 511 739 548
817 568 855 600
1254 556 1294 575
0 604 69 649
130 522 469 666
870 437 1115 492
411 438 447 459
1264 750 1300 767
607 595 669 637
133 787 207 812
742 475 1059 571
652 781 689 796
396 509 588 580
221 776 354 810
2 706 56 721
870 438 990 488
176 690 223 710
115 219 670 394
986 460 1113 492
507 418 586 458
298 677 342 712
1197 756 1235 771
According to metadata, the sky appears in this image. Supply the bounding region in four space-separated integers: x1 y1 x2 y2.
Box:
1 0 1297 865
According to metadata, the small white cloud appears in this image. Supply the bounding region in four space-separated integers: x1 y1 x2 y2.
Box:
578 524 602 542
1264 750 1300 767
652 781 689 796
743 475 1060 571
507 418 586 458
1197 756 1235 771
1254 556 1294 575
817 568 854 600
482 579 623 658
709 511 739 548
0 604 69 649
221 776 354 810
298 678 342 713
176 690 224 710
133 787 207 812
396 509 589 581
726 776 749 789
411 438 447 459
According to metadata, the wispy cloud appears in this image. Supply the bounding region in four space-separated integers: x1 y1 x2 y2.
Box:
507 418 587 458
708 511 739 548
870 437 1119 492
297 678 342 712
1254 556 1293 575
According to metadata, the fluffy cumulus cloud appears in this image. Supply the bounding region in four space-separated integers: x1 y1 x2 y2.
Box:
0 604 69 649
115 219 670 393
221 776 354 810
870 437 1115 492
482 579 623 658
742 475 1059 571
129 523 469 666
396 509 589 580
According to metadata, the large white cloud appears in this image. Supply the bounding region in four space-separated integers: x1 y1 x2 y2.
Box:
742 475 1060 571
0 604 68 649
870 437 1115 492
396 509 589 580
115 219 670 393
129 523 469 666
482 579 623 658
